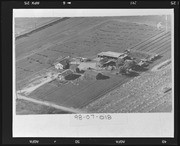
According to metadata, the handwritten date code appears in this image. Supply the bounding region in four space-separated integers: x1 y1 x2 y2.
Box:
74 114 112 120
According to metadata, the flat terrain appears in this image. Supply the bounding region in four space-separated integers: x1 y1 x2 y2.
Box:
16 17 163 84
28 73 131 108
15 18 58 35
84 63 172 113
16 98 71 114
15 16 172 114
115 15 171 28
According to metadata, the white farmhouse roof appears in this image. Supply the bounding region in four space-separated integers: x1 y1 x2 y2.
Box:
55 63 64 70
98 51 124 58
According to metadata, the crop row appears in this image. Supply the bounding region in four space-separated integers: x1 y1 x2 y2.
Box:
85 66 171 113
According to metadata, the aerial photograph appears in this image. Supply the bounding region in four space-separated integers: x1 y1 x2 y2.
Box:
15 15 172 114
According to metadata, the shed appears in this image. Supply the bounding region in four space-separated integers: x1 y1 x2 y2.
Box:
97 51 125 59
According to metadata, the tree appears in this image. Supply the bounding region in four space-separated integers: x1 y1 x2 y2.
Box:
116 58 125 68
63 60 70 69
118 66 127 74
76 67 85 74
123 60 136 69
96 73 109 80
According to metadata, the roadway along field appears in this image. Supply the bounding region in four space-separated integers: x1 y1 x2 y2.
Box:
17 94 84 113
16 17 171 113
15 18 61 37
16 98 72 115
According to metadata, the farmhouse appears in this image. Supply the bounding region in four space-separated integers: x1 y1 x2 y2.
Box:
97 51 127 59
54 59 69 70
57 69 73 80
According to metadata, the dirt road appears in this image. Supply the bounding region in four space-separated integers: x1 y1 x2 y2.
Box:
17 94 85 114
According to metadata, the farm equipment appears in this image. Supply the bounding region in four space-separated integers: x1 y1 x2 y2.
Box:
147 53 160 62
136 54 159 66
137 60 149 67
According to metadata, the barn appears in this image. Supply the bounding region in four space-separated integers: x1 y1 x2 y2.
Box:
97 51 127 60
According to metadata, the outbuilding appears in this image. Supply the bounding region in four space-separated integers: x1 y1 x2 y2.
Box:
97 51 127 60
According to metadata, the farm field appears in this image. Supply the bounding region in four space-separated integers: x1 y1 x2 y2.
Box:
15 16 172 114
16 17 110 60
16 17 164 83
28 73 131 109
84 63 172 113
15 18 59 36
27 30 171 111
115 15 171 28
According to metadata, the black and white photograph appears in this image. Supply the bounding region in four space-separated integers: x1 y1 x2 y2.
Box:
12 9 174 138
14 10 173 115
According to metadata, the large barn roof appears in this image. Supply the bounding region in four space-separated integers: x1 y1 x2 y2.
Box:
98 51 124 58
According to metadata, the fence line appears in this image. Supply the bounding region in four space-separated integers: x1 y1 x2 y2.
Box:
15 17 69 40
